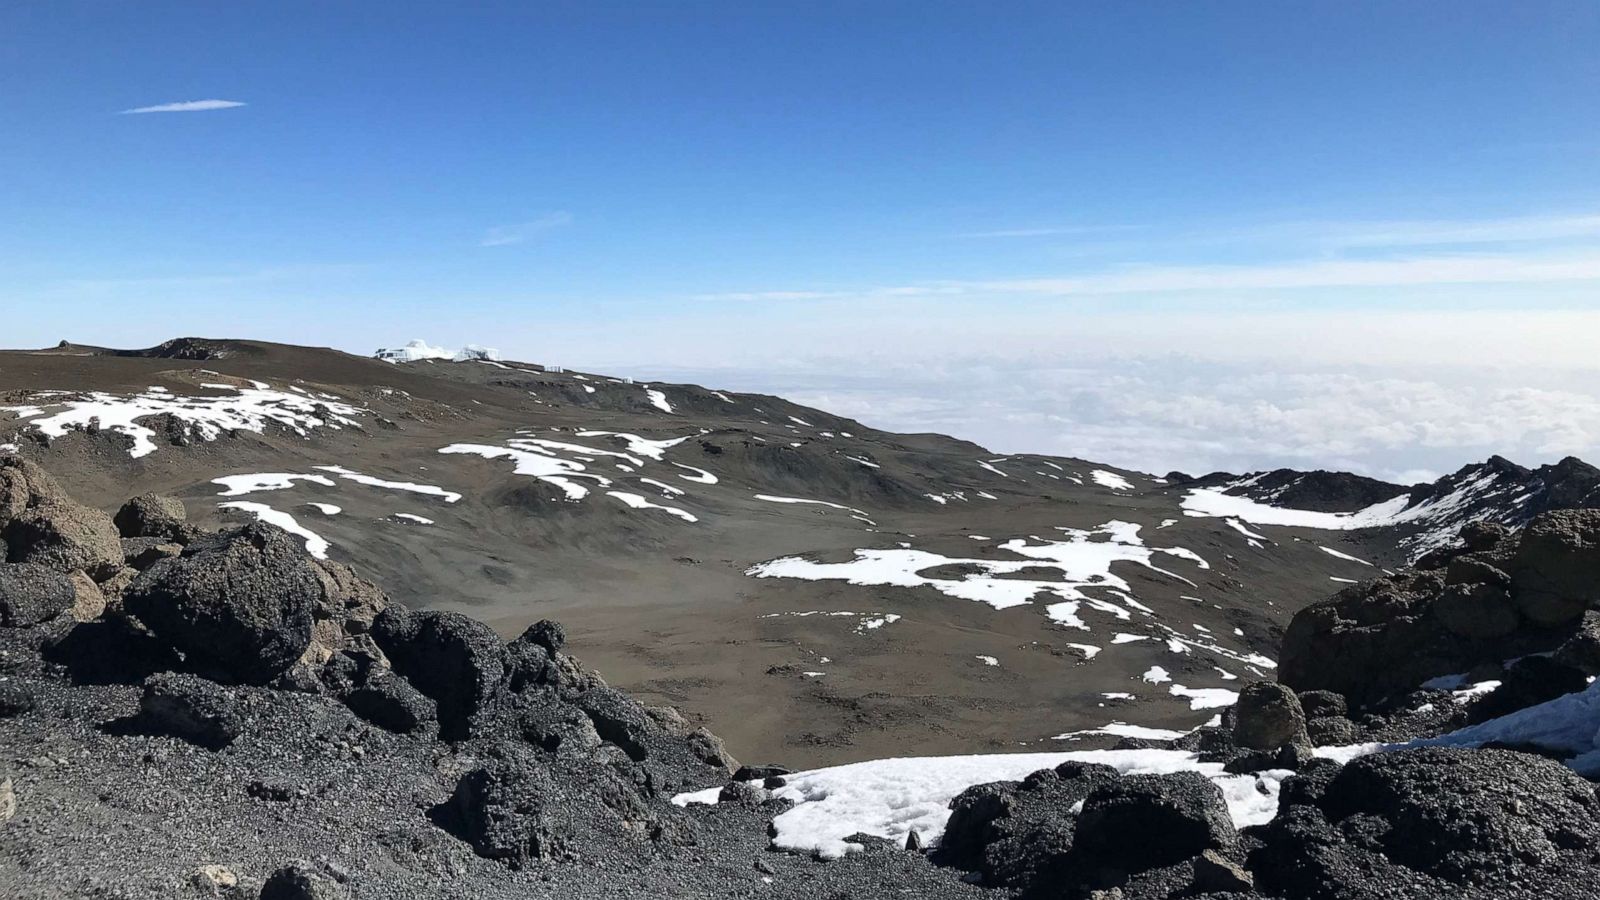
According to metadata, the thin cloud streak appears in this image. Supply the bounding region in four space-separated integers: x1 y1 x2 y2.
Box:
698 251 1600 302
956 225 1141 239
119 99 247 114
480 211 574 247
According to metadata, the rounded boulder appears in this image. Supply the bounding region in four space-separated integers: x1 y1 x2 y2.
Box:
122 523 319 684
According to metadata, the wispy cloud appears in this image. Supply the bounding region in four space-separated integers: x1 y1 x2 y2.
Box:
697 249 1600 303
956 225 1140 239
480 212 574 247
119 99 247 115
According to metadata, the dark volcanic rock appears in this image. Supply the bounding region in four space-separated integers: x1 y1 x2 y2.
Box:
259 861 343 900
0 681 36 716
123 523 318 685
934 761 1123 890
113 492 189 540
120 536 183 570
0 562 75 626
342 670 437 735
1510 509 1600 626
1295 690 1346 720
1253 747 1600 897
371 607 505 741
4 501 123 578
137 672 246 750
1280 511 1600 709
428 746 671 869
1232 681 1309 751
1466 655 1588 724
1073 772 1237 873
522 618 566 653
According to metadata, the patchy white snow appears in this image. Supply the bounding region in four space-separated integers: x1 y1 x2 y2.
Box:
1091 470 1134 491
1 384 363 458
1169 685 1239 710
976 460 1009 478
644 388 674 413
1319 545 1374 566
212 473 336 497
1141 666 1172 684
1224 518 1268 548
392 513 434 525
315 465 461 503
1052 722 1187 742
574 431 691 461
441 441 607 500
218 501 329 559
975 655 999 667
746 521 1207 628
1183 469 1513 558
304 503 341 515
1066 643 1102 659
672 463 718 484
674 748 1291 859
638 477 685 496
606 490 698 522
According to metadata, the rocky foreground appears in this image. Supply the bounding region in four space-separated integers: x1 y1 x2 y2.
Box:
6 453 1600 898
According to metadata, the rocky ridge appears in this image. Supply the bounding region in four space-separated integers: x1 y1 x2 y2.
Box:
8 461 1600 896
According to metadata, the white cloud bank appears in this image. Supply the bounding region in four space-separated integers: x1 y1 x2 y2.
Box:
119 99 247 114
596 309 1600 483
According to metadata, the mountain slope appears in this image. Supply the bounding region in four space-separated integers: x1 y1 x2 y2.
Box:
3 338 1595 766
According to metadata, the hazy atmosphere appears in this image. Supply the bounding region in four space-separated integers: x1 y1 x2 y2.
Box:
6 2 1598 481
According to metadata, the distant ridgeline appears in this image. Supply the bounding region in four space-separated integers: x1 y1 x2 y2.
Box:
373 339 500 363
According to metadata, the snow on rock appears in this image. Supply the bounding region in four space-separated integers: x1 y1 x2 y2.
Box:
976 655 999 667
391 513 434 525
1 384 364 458
1319 545 1373 565
1182 468 1515 558
606 490 698 522
1090 470 1134 491
1169 685 1239 710
574 431 691 461
1052 722 1187 741
440 441 606 500
1141 666 1172 684
746 521 1207 631
644 388 674 413
671 463 718 484
682 749 1291 859
218 501 330 559
314 465 461 503
212 473 336 497
304 503 341 515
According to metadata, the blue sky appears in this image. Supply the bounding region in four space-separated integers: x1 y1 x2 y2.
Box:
4 2 1600 477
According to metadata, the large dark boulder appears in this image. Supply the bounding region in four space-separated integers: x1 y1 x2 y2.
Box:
1233 681 1309 750
370 607 505 741
1253 747 1600 897
0 456 67 521
0 562 75 626
936 762 1123 890
1432 582 1520 639
428 746 675 869
122 523 319 685
4 501 123 578
1073 773 1237 872
138 672 246 750
1466 655 1588 724
342 670 437 735
1511 510 1600 626
113 493 189 541
259 861 343 900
